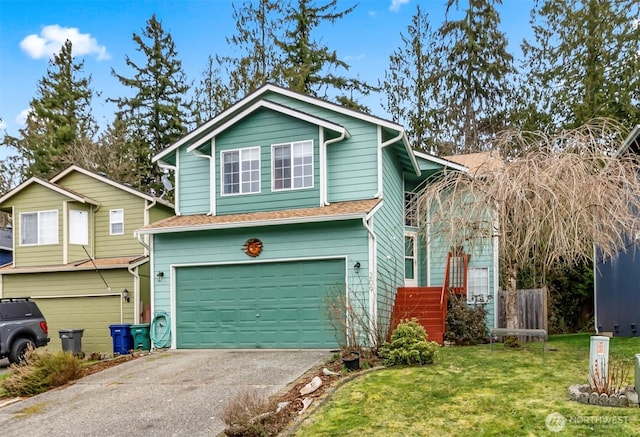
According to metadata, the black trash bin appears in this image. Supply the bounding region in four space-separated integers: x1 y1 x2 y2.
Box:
58 329 84 355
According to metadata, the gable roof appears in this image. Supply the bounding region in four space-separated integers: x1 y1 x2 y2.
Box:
185 99 350 154
0 176 100 207
138 198 381 235
153 83 420 175
616 125 640 156
413 150 468 173
443 151 503 175
50 165 174 208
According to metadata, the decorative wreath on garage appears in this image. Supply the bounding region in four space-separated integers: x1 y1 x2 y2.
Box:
243 238 263 257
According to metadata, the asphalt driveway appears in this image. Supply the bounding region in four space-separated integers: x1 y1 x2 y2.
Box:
0 349 331 436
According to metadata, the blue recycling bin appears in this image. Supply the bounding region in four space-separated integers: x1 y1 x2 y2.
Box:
109 324 133 355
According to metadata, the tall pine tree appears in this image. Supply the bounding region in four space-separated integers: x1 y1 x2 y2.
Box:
2 40 98 180
110 14 190 193
522 0 640 130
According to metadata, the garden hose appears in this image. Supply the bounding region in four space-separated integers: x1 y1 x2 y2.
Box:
150 310 171 349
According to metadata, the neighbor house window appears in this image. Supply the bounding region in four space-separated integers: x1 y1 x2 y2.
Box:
69 209 89 245
272 140 313 190
467 267 490 304
20 210 58 246
221 147 260 195
110 209 124 235
405 192 418 227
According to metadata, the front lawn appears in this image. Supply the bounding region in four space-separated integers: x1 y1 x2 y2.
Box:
295 334 640 436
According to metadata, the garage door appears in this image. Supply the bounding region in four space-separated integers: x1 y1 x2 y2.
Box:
176 259 345 348
33 296 122 354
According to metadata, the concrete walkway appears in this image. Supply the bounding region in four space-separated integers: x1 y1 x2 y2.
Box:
0 349 331 436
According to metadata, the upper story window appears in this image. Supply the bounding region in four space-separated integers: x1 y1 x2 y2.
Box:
110 209 124 235
467 267 490 304
221 147 261 195
69 209 88 245
405 192 418 227
20 210 58 246
272 140 313 191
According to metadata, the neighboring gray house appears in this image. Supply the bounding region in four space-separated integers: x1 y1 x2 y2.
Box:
0 227 11 266
594 125 640 337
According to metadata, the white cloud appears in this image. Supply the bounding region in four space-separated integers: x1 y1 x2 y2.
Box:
16 108 31 125
20 25 110 60
344 54 366 61
389 0 410 12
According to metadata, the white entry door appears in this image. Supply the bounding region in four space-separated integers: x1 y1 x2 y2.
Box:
404 232 417 287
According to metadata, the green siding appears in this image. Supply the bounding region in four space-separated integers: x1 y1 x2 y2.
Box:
8 184 66 267
215 109 321 214
178 145 211 215
375 147 406 334
152 221 368 317
175 259 344 348
2 269 136 354
264 92 379 202
54 172 148 258
148 202 174 224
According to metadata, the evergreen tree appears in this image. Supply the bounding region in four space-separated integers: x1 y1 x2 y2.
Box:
522 0 640 129
382 5 441 152
192 55 234 125
382 0 515 154
110 14 190 193
2 40 98 180
436 0 516 153
275 0 376 111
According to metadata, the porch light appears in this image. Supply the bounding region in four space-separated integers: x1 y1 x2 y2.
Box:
353 262 361 274
122 289 130 303
156 271 164 282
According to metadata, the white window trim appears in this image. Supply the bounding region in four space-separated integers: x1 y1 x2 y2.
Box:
69 209 89 245
19 210 58 246
220 146 261 196
404 191 418 227
467 266 490 304
271 140 314 192
404 232 417 287
110 209 124 235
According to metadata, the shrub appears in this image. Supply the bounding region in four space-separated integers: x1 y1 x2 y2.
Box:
380 319 439 366
220 389 278 437
2 349 84 397
444 291 488 345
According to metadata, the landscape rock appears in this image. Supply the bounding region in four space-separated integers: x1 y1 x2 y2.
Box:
299 376 322 396
298 397 313 415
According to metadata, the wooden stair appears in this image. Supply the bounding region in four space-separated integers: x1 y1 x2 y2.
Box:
391 287 446 345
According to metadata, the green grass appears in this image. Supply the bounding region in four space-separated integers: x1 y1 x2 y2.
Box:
296 334 640 436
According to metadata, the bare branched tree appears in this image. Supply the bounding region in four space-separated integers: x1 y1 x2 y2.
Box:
417 119 640 328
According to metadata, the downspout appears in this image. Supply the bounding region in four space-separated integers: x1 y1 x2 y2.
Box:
363 211 378 345
136 231 151 252
322 129 348 206
142 198 157 256
193 150 215 215
375 127 404 198
128 263 140 324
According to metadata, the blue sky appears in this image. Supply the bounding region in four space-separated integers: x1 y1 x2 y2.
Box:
0 0 533 148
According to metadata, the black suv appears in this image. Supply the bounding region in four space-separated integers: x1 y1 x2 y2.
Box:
0 298 50 364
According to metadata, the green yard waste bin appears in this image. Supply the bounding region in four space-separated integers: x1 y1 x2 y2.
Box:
130 323 151 350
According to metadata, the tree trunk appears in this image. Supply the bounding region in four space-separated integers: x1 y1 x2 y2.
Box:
505 269 518 329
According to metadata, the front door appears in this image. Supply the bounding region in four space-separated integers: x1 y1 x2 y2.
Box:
404 232 417 287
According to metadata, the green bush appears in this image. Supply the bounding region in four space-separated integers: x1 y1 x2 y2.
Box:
445 291 488 345
380 319 439 366
2 350 84 397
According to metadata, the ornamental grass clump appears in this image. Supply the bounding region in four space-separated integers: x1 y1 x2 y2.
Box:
2 349 84 397
380 318 440 366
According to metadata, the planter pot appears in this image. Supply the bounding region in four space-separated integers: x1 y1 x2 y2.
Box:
342 351 360 371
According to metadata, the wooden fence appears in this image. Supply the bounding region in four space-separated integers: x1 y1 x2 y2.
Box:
497 287 548 339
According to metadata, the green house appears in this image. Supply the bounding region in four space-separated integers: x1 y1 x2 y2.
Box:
139 84 498 349
0 166 174 353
